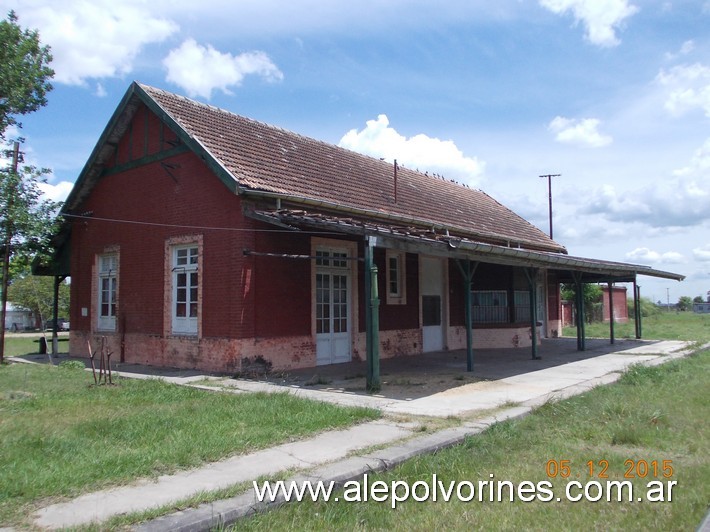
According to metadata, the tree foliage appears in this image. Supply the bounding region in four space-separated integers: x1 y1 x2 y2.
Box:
0 157 62 265
0 10 54 139
0 11 55 363
7 274 69 327
561 283 604 324
677 296 693 312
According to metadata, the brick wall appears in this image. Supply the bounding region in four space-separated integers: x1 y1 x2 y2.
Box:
68 102 564 374
602 285 629 323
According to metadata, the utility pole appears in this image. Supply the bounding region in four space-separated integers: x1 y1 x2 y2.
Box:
0 141 20 365
539 174 560 239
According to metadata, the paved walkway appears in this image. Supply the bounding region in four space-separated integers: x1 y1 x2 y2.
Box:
14 338 696 530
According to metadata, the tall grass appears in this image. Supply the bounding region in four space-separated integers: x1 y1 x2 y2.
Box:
564 311 710 343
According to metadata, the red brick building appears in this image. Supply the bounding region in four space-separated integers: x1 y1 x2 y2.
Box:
602 285 629 323
47 83 684 374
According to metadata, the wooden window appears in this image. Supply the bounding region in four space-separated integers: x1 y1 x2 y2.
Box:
386 250 407 305
97 254 118 331
172 245 199 335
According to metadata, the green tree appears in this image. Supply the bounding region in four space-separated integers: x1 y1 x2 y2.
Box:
0 11 55 363
693 295 704 304
677 296 693 312
0 10 54 139
7 273 69 328
1 156 61 362
561 283 603 323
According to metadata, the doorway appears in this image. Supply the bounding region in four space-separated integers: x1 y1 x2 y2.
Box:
420 256 446 352
315 249 352 365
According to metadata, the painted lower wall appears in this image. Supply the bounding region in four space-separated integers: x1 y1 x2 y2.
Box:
448 325 542 350
71 323 546 374
70 331 318 374
547 319 562 338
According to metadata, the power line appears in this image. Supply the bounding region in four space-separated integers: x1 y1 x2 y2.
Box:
62 213 337 234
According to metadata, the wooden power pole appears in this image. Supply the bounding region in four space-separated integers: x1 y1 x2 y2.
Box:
539 173 560 239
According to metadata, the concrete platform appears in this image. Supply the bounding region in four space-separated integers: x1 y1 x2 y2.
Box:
207 338 691 417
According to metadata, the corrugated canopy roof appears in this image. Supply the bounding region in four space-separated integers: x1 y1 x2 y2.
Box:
246 208 685 283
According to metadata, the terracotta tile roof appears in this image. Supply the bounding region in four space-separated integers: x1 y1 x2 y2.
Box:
141 84 565 253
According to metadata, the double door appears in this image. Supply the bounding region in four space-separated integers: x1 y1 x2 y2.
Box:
316 250 351 365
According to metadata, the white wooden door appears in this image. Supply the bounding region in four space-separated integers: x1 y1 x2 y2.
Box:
315 251 351 365
421 256 445 352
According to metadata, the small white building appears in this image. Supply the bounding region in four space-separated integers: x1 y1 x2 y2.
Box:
4 303 35 331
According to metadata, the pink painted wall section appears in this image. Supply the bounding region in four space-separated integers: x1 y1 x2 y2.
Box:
352 328 423 363
70 331 318 373
448 325 541 350
547 319 563 338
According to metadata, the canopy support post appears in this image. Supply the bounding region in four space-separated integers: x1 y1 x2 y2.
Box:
456 259 478 371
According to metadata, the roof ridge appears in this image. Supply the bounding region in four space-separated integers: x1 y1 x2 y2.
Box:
139 83 489 194
135 82 565 253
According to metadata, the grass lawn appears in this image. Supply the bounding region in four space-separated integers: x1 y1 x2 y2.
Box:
563 311 710 344
239 349 709 530
1 334 63 358
0 362 379 527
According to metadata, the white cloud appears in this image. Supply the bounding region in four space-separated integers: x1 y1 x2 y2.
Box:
693 245 710 262
679 40 695 55
674 137 710 177
664 40 695 61
95 83 108 98
578 177 709 228
538 0 638 47
548 116 612 147
163 39 283 100
37 180 74 203
571 136 710 228
656 63 710 117
625 247 685 265
338 114 485 185
17 0 178 85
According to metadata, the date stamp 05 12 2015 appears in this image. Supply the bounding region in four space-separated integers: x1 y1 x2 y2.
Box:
545 459 677 503
545 459 674 479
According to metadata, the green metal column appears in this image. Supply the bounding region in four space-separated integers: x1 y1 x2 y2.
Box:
572 272 586 351
52 275 60 356
524 268 540 360
364 237 380 392
634 280 643 340
456 259 478 372
608 282 615 345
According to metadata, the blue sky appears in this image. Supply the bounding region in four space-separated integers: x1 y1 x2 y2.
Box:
3 0 709 304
